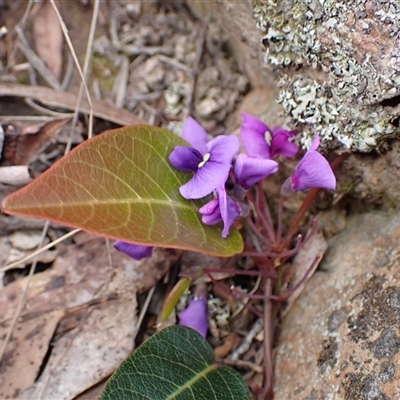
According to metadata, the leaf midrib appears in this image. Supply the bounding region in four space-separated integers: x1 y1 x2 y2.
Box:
10 198 198 210
165 364 217 400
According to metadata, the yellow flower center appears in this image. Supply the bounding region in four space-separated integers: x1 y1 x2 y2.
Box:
198 153 210 168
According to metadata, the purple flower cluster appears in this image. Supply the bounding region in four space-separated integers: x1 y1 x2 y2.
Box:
113 114 337 338
114 114 336 259
168 117 282 238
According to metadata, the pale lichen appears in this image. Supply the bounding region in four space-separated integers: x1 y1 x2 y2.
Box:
253 0 400 152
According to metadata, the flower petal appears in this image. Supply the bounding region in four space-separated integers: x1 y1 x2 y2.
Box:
199 198 222 225
207 135 239 164
241 113 269 134
291 151 336 191
178 297 208 337
309 135 320 151
234 154 278 189
114 241 153 260
240 113 271 159
181 116 209 154
169 146 202 172
179 160 231 199
216 184 241 238
271 127 299 158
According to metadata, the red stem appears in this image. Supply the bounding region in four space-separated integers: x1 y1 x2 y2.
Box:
257 182 275 234
257 182 276 238
246 215 272 248
246 187 276 243
276 196 285 245
268 255 320 302
243 235 302 260
281 188 319 249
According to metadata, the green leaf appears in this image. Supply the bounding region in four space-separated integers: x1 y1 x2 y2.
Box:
100 326 251 400
2 126 243 257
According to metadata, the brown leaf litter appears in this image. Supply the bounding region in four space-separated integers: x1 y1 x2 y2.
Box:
32 0 63 83
0 233 180 399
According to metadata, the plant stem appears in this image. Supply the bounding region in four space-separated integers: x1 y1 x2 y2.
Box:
256 182 275 236
243 238 302 260
246 186 276 243
276 196 285 245
267 255 320 302
246 215 272 248
282 188 319 249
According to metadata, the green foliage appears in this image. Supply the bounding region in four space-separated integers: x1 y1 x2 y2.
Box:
100 326 251 400
2 126 243 257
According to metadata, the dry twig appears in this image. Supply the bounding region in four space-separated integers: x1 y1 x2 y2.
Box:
0 84 145 126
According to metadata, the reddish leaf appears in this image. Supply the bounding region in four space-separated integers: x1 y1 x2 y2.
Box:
2 126 243 257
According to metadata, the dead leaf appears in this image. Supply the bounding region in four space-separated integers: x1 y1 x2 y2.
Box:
19 270 137 400
0 310 64 399
32 0 63 82
1 118 70 165
0 234 179 399
0 235 179 321
135 248 181 294
0 84 146 126
281 231 328 317
214 333 239 359
181 251 238 283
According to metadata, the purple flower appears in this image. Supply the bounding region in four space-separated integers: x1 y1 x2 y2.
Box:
169 117 239 199
179 295 208 338
199 182 241 238
180 116 209 154
234 154 279 190
281 135 336 196
114 241 153 260
240 113 298 159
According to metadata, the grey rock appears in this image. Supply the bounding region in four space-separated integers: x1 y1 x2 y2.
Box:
274 211 400 399
254 0 400 152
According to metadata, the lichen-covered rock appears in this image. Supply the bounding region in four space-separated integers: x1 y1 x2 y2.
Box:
254 0 400 151
274 211 400 399
186 0 275 88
